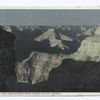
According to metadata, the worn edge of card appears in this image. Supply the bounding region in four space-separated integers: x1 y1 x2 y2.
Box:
0 5 100 96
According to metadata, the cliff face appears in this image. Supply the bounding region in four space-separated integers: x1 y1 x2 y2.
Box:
0 27 16 91
16 52 64 84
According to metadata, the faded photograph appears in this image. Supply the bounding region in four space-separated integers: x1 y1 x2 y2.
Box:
0 10 100 92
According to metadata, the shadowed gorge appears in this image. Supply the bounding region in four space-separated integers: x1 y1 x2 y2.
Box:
47 59 100 92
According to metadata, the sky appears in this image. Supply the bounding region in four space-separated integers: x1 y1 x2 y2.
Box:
0 10 100 25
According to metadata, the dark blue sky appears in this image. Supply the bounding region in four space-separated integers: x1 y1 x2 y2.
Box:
0 10 100 25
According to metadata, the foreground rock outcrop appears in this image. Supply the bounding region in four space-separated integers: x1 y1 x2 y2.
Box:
16 52 64 85
0 27 16 91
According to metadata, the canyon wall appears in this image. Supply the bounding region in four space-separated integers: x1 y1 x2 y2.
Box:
0 27 16 91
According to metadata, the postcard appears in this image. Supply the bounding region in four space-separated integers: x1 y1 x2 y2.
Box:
0 8 100 96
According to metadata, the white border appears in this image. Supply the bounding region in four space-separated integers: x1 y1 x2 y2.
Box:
0 0 100 6
0 6 100 9
1 92 100 96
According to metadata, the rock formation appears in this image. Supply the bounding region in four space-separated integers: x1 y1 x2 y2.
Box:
16 52 64 85
34 28 73 50
68 27 100 62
